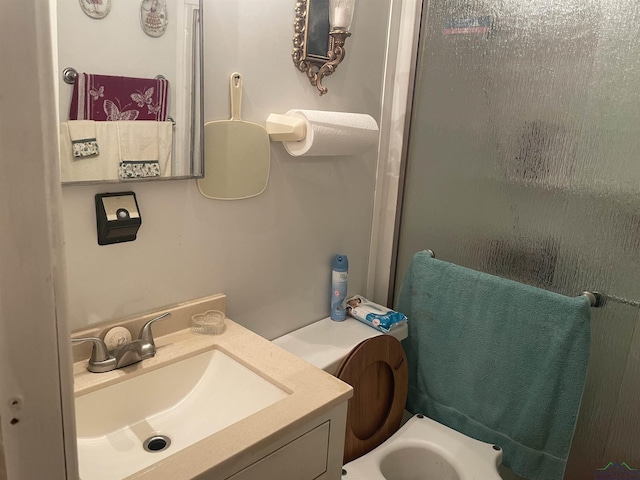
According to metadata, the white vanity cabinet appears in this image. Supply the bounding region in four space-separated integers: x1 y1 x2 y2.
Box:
70 294 353 480
227 422 330 480
200 403 348 480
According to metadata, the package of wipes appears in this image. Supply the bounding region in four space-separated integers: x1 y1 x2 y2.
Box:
346 295 407 333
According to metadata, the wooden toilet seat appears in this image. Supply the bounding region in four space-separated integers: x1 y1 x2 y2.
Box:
335 335 408 464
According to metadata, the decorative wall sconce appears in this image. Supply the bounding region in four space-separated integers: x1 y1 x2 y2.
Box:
292 0 356 96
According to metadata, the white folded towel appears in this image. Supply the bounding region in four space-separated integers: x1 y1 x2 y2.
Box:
117 121 173 179
67 120 99 157
60 121 173 182
157 121 173 177
59 122 119 182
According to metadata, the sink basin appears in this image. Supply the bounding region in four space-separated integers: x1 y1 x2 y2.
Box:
75 348 289 480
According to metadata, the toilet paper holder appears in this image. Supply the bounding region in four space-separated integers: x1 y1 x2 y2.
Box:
265 114 306 142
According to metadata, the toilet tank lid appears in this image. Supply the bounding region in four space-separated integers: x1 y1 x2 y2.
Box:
272 317 408 372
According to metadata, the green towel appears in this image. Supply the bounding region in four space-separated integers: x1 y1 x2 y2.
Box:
398 251 590 480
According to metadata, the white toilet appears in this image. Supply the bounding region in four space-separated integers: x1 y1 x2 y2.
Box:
274 317 503 480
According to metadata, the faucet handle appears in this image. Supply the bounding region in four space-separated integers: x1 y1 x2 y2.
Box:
72 336 111 361
138 312 172 345
71 337 116 373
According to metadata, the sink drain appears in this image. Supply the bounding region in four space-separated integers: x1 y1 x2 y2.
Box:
143 434 171 453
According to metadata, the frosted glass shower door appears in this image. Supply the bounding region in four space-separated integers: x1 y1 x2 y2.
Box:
394 0 640 478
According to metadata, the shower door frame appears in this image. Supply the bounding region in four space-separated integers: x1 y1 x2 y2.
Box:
365 0 425 306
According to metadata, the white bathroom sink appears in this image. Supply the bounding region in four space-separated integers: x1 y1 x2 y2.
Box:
75 348 289 480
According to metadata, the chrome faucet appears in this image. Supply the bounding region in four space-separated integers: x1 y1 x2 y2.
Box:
72 312 171 373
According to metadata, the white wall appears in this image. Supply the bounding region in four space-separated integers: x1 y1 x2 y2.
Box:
61 0 392 339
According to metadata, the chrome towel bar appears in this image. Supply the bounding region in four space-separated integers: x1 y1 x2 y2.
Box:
62 67 166 85
580 291 601 308
421 249 634 309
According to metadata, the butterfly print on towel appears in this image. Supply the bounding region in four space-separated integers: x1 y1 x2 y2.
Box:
104 100 140 121
131 87 163 118
131 87 154 107
89 85 104 101
69 73 169 121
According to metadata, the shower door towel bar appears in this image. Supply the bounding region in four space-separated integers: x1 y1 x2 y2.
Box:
422 249 615 308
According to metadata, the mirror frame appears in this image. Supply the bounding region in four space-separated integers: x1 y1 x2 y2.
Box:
58 0 204 185
292 0 331 81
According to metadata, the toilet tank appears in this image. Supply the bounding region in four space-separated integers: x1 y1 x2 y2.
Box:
273 317 408 376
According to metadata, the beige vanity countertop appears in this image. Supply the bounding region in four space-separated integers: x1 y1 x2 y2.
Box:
73 315 353 480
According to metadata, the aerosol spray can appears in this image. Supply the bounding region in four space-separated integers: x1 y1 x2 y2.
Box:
331 254 349 321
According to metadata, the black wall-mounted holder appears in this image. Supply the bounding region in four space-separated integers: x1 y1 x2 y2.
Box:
95 192 142 245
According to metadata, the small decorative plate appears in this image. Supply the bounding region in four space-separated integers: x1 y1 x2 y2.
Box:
79 0 111 19
140 0 168 38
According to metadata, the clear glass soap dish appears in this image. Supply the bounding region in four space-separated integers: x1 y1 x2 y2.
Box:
191 310 226 335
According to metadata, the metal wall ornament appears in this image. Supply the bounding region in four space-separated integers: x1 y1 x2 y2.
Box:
292 0 356 96
140 0 168 37
79 0 112 19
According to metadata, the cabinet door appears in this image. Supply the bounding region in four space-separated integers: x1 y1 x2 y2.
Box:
227 421 330 480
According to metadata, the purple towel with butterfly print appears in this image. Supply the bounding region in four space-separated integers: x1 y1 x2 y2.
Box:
69 73 169 122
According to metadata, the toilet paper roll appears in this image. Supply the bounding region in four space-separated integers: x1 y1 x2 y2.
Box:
283 110 379 157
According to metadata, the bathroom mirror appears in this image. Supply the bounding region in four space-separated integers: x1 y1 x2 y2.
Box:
56 0 204 185
293 0 331 72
